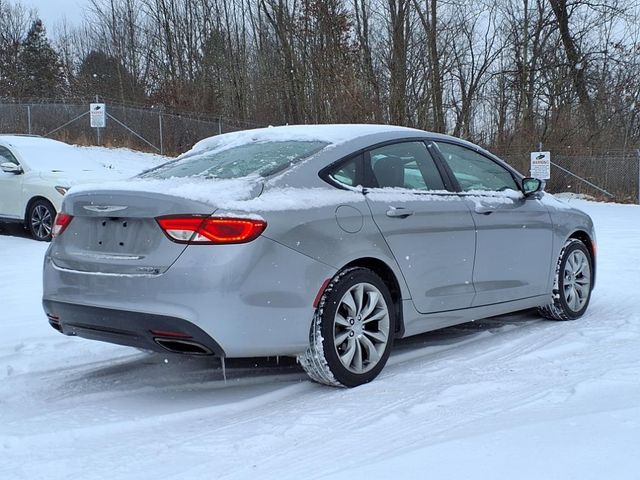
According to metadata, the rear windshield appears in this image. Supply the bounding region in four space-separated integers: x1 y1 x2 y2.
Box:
140 140 329 180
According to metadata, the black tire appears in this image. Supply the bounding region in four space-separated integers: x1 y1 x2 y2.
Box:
538 239 593 320
27 199 56 242
299 268 396 387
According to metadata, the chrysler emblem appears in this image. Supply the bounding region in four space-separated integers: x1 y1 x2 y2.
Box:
83 205 128 213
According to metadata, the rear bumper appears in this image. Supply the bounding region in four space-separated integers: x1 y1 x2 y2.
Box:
44 300 225 356
43 236 337 357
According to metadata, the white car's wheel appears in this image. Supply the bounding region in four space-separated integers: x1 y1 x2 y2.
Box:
299 268 395 387
27 199 56 242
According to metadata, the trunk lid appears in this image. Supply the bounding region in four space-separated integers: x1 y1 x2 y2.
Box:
50 182 261 275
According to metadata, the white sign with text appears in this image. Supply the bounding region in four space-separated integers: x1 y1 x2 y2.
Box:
90 103 106 128
530 151 551 179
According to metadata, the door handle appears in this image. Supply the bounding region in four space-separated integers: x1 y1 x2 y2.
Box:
386 207 414 218
473 204 494 215
475 207 493 215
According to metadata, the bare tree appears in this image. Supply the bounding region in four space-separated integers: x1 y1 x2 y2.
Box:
548 0 597 134
386 0 410 124
412 0 445 132
449 1 504 139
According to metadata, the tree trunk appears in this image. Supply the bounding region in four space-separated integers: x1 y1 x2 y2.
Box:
549 0 597 134
387 0 409 125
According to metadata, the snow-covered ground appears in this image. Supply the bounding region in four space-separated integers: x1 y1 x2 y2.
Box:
69 144 168 177
1 198 639 479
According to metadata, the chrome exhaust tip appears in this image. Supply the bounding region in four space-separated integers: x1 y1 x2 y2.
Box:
154 338 213 355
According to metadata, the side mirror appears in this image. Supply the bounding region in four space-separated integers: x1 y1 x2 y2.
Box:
0 162 23 174
522 177 544 196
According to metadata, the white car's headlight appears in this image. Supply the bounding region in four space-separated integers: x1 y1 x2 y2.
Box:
55 186 69 195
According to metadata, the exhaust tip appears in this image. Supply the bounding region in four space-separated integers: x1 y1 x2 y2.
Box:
154 338 212 356
48 320 63 332
47 313 62 332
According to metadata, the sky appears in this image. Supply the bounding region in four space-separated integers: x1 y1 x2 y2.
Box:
22 0 86 31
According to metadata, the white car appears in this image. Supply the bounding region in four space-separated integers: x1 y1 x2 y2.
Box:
0 135 124 241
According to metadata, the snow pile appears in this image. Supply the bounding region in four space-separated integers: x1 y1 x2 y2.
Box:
541 191 579 210
77 146 168 177
554 192 597 201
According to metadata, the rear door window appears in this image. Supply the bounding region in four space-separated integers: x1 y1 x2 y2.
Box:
367 142 445 191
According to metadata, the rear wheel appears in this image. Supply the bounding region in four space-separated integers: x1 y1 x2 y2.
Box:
299 268 395 387
539 239 593 320
27 199 56 242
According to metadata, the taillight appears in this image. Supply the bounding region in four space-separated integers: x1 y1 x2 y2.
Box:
52 212 73 238
156 216 267 244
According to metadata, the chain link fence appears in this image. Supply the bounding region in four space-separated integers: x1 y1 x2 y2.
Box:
501 151 640 204
1 100 639 203
0 100 264 157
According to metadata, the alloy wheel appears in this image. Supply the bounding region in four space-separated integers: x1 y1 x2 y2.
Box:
333 282 390 374
31 204 53 240
563 249 591 312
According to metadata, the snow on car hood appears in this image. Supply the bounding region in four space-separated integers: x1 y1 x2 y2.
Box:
18 145 106 172
12 140 166 179
40 171 125 189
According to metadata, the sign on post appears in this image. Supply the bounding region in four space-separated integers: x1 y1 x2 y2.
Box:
530 151 551 180
90 103 106 128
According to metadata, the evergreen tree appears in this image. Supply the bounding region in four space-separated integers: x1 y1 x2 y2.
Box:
77 50 144 103
17 19 65 99
0 40 20 97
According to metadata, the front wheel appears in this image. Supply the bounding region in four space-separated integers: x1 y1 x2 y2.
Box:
539 239 593 320
299 268 396 387
27 199 56 242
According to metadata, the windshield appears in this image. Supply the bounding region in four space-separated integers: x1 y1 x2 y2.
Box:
140 140 329 180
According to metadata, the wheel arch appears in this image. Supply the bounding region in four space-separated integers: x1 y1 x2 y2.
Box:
567 230 596 288
341 257 405 337
24 195 57 225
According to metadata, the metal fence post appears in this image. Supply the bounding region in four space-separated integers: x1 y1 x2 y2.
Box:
158 110 164 156
27 105 31 134
95 95 101 146
637 150 640 205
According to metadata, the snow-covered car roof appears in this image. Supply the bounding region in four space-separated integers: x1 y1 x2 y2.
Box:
0 135 166 177
183 124 425 157
0 135 97 172
0 134 70 149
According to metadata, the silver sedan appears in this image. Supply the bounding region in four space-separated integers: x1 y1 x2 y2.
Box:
42 125 595 387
